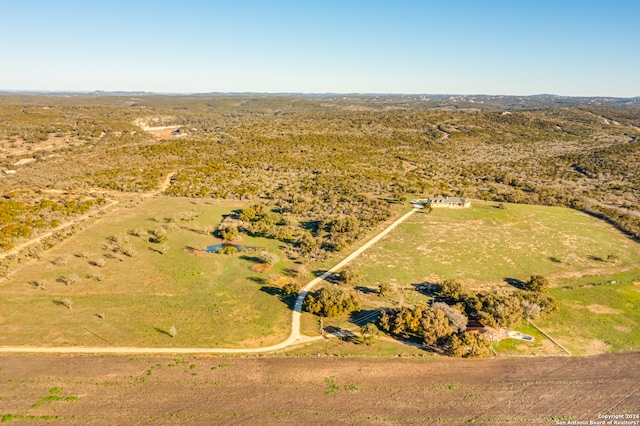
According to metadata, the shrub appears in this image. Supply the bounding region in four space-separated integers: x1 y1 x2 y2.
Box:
524 275 549 293
168 326 177 338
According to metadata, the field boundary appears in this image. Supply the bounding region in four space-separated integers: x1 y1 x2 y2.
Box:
529 321 572 355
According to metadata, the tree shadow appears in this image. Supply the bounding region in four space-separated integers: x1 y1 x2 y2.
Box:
313 269 341 284
504 277 525 290
324 326 360 344
259 285 280 296
411 281 439 296
588 255 604 262
147 247 163 255
240 255 261 263
154 327 173 337
259 285 296 310
354 286 377 295
350 309 382 326
282 267 298 278
548 256 562 263
248 276 267 285
52 299 71 308
29 281 45 289
299 220 320 232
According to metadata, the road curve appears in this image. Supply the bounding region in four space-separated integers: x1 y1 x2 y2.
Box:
0 207 419 354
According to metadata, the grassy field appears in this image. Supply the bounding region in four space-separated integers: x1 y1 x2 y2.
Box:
342 200 640 354
350 201 640 290
0 198 299 348
536 270 640 355
2 196 638 356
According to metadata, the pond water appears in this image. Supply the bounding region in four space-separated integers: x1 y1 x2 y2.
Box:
205 243 253 253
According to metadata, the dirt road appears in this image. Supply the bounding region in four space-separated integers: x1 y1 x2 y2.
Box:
0 199 119 261
0 172 175 262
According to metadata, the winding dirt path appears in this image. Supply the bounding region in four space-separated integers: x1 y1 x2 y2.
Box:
0 199 119 261
0 207 419 354
0 172 175 262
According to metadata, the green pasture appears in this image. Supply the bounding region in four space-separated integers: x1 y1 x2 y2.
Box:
350 201 640 290
536 270 640 355
343 201 640 354
0 198 295 348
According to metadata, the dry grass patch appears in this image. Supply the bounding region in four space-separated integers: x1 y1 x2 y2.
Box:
586 304 622 315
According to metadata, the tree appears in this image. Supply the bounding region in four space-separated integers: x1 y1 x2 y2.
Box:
258 251 278 265
303 286 361 317
521 301 541 324
518 291 558 317
378 282 392 297
420 307 454 346
446 332 492 358
475 292 523 328
149 227 167 243
58 274 79 286
432 302 468 333
238 207 256 222
379 310 391 331
222 245 237 255
445 333 466 357
282 282 300 297
220 226 239 241
360 323 379 345
296 264 310 278
122 245 137 257
438 279 462 301
340 266 359 285
524 275 549 293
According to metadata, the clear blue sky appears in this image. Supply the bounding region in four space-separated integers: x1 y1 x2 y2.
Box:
1 0 638 96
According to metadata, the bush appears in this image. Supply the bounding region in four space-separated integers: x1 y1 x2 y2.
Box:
524 275 549 293
168 326 177 338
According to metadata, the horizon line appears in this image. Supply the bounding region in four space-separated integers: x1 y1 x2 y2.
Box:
1 89 639 99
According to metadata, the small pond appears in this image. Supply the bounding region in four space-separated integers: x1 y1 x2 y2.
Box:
205 243 254 253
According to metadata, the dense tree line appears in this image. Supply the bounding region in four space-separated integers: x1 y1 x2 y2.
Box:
378 278 558 356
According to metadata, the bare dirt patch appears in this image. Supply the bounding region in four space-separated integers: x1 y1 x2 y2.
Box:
584 339 612 354
0 353 638 424
251 263 273 274
586 304 622 315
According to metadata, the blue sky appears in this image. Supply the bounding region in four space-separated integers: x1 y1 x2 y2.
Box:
1 0 638 96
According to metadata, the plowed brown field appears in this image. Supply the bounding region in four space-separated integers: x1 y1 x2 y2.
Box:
1 353 638 424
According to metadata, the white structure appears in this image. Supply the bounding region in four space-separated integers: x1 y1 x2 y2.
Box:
411 197 471 209
13 158 36 166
